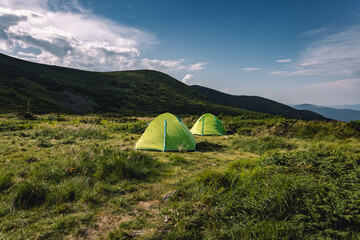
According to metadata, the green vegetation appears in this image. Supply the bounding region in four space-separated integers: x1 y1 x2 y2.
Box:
0 53 325 120
192 85 325 120
0 113 359 239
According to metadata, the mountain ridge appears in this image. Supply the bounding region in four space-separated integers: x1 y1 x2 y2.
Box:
294 104 360 122
191 85 326 120
0 53 326 120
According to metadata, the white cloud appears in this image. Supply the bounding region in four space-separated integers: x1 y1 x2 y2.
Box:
181 74 194 84
18 51 36 57
271 24 360 77
0 1 206 74
276 59 291 63
188 62 207 71
241 67 260 72
139 58 207 73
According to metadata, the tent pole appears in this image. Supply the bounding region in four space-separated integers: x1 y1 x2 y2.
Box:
163 119 167 151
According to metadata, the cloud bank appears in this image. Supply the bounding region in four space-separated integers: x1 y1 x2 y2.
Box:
271 24 360 77
0 0 206 74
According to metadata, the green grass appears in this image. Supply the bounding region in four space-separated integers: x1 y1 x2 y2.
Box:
0 113 359 239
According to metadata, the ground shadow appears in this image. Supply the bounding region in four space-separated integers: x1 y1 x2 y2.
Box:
196 141 225 152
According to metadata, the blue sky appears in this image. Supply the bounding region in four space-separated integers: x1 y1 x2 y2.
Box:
1 0 360 105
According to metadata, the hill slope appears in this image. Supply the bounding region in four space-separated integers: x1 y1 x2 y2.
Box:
0 53 250 115
294 104 360 122
0 53 326 119
191 85 326 120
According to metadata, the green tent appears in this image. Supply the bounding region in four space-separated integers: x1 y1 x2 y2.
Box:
135 113 196 151
190 113 227 136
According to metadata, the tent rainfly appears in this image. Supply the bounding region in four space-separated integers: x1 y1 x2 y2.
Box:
190 113 227 136
135 113 196 151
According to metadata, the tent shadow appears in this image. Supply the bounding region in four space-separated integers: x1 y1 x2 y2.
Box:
196 141 224 152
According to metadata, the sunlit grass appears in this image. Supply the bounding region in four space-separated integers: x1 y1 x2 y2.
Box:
0 113 358 239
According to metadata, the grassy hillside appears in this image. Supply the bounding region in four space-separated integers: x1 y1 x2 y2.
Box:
0 113 359 239
0 53 250 115
294 104 360 122
0 53 326 120
192 85 326 120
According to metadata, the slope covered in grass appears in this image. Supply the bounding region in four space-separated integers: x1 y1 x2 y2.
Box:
0 113 359 239
0 53 326 120
192 85 326 120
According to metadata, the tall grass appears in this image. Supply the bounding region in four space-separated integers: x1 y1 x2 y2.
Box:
32 124 109 140
1 114 359 239
76 149 161 182
232 135 296 154
163 146 360 239
226 118 360 139
0 149 160 213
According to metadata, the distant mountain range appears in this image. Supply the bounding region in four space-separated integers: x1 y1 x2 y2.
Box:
294 104 360 122
326 104 360 111
0 53 326 120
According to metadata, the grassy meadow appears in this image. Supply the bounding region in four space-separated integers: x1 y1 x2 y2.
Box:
0 113 359 239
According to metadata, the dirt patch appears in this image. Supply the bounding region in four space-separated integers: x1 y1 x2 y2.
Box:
82 212 135 240
135 200 160 214
81 201 160 239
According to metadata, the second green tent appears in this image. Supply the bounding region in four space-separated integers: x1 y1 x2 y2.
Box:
190 113 227 136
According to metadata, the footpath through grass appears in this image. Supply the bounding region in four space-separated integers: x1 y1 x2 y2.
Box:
0 113 359 239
